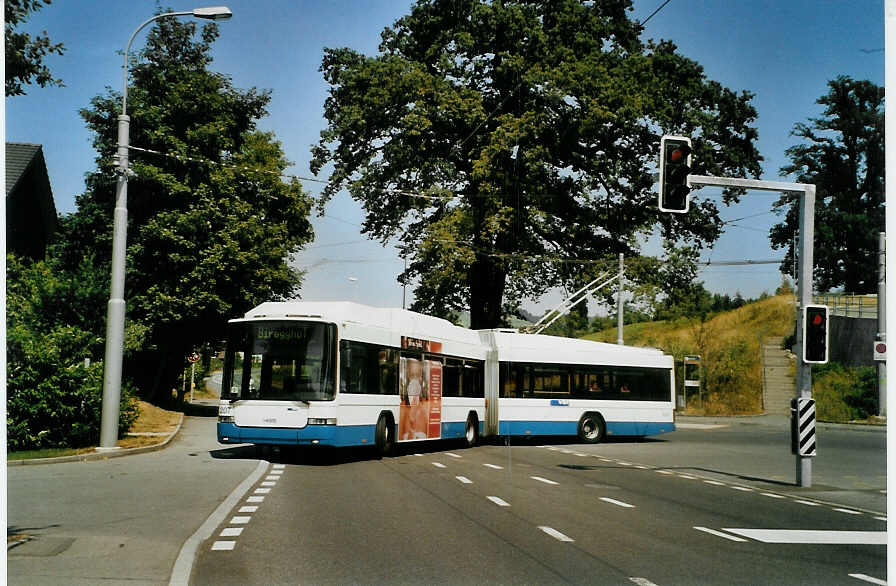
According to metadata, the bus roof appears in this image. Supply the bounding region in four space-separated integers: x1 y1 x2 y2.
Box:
238 301 672 367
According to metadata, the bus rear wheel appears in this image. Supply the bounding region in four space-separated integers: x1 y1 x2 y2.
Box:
463 413 479 448
375 413 395 458
577 413 605 444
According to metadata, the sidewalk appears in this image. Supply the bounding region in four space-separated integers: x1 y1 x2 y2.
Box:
7 414 260 586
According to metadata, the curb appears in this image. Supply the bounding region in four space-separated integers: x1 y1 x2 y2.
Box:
7 413 185 467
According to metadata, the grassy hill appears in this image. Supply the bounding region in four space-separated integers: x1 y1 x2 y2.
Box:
585 294 796 415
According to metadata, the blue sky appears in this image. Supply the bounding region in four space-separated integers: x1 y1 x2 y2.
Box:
6 0 884 314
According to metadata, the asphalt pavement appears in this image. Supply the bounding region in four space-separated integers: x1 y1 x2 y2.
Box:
6 410 887 585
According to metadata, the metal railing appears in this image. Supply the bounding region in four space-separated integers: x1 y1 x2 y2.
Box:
812 293 878 319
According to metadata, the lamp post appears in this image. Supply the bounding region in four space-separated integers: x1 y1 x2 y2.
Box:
98 6 233 450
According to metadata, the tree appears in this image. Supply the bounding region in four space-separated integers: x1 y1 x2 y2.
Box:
5 0 65 96
60 16 314 400
312 0 762 328
770 77 884 293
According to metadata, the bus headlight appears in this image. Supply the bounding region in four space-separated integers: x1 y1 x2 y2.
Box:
218 404 234 423
307 418 337 425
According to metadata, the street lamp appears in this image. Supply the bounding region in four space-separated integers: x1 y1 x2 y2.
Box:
98 6 233 450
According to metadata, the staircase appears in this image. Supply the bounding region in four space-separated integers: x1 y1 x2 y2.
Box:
762 336 795 415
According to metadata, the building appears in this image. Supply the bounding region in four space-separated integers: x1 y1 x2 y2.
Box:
6 142 57 259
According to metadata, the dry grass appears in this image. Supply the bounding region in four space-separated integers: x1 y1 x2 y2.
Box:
117 401 183 449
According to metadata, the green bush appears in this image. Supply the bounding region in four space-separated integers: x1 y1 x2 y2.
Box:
7 323 139 451
812 363 878 422
6 254 139 451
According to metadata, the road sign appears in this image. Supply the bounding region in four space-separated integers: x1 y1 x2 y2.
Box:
188 351 201 363
873 340 886 361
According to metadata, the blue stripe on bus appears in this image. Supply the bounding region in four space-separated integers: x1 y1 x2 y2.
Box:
217 419 674 446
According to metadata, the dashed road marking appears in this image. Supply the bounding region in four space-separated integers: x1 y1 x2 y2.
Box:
238 506 258 513
539 526 574 542
760 492 786 499
220 528 243 537
488 496 511 507
247 496 264 503
211 541 236 551
230 516 251 524
794 499 821 506
456 476 472 484
629 578 660 586
483 463 503 470
432 462 447 468
600 497 635 508
445 452 462 458
833 508 863 515
724 529 886 545
531 476 559 485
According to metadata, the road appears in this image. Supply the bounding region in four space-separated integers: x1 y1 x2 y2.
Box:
191 419 886 585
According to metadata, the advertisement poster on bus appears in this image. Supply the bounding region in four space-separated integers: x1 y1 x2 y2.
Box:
399 355 442 441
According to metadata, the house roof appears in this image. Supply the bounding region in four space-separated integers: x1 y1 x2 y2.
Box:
6 142 46 197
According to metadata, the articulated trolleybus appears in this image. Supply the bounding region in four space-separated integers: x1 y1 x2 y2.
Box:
217 301 675 454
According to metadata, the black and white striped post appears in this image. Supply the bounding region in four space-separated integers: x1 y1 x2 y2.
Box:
791 398 817 458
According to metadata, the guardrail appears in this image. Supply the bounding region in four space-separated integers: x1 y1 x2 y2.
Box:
812 294 878 319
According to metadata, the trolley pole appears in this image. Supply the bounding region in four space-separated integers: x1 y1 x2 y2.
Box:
688 175 816 487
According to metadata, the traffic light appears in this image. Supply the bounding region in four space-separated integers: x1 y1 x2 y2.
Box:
659 136 692 213
802 304 829 364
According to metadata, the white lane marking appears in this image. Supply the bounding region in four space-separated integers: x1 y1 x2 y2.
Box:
170 459 268 582
487 496 511 507
230 516 251 525
531 476 559 485
731 486 753 492
254 488 271 494
432 462 447 468
723 529 887 544
694 527 748 542
629 578 660 586
677 474 697 480
247 496 264 503
793 499 821 506
456 476 472 484
874 516 887 522
760 492 785 499
574 453 587 457
656 470 673 475
539 526 574 542
273 464 286 469
833 508 863 515
211 541 236 551
238 506 258 513
600 497 635 508
220 528 243 537
634 465 649 470
849 573 888 585
261 481 277 486
704 480 726 486
676 423 728 429
445 452 462 458
265 475 281 480
413 453 423 457
617 461 632 466
483 463 504 470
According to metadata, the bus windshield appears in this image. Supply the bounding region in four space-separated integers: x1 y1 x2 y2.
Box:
222 321 337 402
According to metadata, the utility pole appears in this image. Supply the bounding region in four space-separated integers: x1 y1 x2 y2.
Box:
688 174 816 487
878 232 886 416
617 253 624 345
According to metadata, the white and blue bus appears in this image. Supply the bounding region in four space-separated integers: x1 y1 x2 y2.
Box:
217 301 675 454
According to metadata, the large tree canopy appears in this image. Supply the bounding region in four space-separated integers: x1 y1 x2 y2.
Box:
61 16 314 399
312 0 761 328
5 0 65 96
770 76 884 293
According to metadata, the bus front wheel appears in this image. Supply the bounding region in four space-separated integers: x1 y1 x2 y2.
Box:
375 413 395 458
577 413 605 444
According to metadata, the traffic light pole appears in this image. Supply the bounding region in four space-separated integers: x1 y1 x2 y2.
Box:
689 175 817 487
